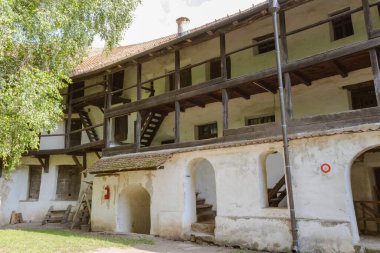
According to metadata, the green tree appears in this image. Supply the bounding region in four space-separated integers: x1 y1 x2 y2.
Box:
0 0 141 174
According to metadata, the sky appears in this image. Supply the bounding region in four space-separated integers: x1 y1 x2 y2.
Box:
92 0 265 48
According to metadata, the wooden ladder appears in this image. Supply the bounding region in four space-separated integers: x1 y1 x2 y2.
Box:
78 110 99 142
268 175 287 207
140 111 167 147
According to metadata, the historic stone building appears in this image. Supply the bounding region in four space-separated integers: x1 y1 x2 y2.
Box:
1 0 380 252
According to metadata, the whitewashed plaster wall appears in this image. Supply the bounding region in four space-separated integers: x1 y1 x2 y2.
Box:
90 129 380 252
0 153 98 225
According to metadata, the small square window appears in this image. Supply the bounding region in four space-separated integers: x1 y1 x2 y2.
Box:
247 115 275 126
346 82 378 110
208 57 231 80
56 165 81 200
253 34 275 55
168 67 192 90
197 123 218 140
330 8 354 41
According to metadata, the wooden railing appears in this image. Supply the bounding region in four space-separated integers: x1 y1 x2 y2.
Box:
354 200 380 235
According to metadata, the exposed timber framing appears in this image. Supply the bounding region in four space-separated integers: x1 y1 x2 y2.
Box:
331 60 348 78
103 106 380 157
65 85 73 149
292 71 312 86
232 87 250 99
369 49 380 105
175 50 181 143
186 98 206 108
136 63 142 150
104 36 380 119
72 155 85 171
220 34 227 80
36 156 49 173
362 0 373 39
104 74 112 148
222 89 229 130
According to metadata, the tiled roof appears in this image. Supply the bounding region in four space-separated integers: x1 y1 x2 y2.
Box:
71 1 269 78
88 152 173 173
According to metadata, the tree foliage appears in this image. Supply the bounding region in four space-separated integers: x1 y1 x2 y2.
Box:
0 0 140 174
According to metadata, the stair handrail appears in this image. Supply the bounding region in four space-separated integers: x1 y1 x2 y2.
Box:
268 175 286 201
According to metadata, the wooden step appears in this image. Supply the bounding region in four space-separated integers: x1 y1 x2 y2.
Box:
191 221 215 234
197 210 216 222
46 217 63 223
196 204 212 213
196 198 205 205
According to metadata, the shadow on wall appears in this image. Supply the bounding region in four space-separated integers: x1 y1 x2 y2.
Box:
183 158 217 231
350 145 380 237
117 184 151 234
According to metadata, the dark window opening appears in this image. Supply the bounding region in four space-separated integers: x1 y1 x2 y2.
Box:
71 81 84 100
209 57 231 80
168 68 192 90
56 165 81 200
347 82 378 110
253 34 275 55
114 115 128 142
197 123 218 140
112 70 124 97
28 165 42 200
247 115 275 126
66 118 82 147
330 8 354 41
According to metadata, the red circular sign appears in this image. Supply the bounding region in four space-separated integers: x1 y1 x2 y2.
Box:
321 163 331 173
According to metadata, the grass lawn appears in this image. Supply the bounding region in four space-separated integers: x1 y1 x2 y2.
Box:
0 228 153 253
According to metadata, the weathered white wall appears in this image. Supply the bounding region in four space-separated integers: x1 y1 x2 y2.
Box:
91 128 380 252
0 153 98 225
194 159 217 210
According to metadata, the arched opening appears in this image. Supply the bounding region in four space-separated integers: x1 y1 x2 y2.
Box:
260 151 287 208
351 146 380 238
184 158 217 237
117 184 151 234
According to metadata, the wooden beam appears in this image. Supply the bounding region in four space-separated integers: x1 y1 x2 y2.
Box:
220 34 227 80
186 98 206 108
369 49 380 105
232 87 250 99
175 50 180 90
292 71 312 86
175 101 180 143
65 85 73 149
222 89 229 130
136 64 142 151
105 37 380 119
284 73 293 119
207 93 223 102
36 156 49 173
362 0 373 39
72 155 84 171
252 80 277 94
331 60 348 78
104 74 113 148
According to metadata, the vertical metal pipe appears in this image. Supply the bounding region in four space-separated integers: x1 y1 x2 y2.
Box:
270 0 299 252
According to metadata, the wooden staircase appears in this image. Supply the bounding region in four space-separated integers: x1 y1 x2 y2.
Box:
268 175 287 207
78 110 99 142
42 205 72 225
140 111 167 147
190 194 216 243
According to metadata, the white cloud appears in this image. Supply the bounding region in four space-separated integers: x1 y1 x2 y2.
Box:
92 0 265 48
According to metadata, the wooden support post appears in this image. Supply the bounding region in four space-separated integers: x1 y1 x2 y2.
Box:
362 0 373 39
37 156 49 173
65 85 73 149
280 10 293 119
222 89 229 130
136 63 142 150
104 74 112 148
369 49 380 105
175 101 180 143
174 50 181 143
220 34 227 80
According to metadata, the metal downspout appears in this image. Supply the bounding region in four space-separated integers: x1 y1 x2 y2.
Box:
269 0 299 252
